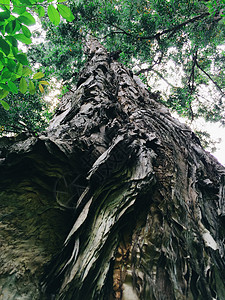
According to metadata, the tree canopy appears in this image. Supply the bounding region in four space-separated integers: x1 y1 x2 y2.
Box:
1 0 225 135
30 0 225 122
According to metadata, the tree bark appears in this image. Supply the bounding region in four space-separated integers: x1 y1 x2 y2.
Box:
0 39 225 300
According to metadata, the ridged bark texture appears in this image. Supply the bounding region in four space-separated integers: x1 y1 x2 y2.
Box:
0 39 225 300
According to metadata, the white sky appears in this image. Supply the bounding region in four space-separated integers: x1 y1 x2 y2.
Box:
199 122 225 166
171 112 225 166
141 58 225 167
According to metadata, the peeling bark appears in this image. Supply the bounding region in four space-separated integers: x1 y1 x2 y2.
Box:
0 39 225 300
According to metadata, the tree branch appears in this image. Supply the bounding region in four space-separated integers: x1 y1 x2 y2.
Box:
102 31 128 39
135 51 164 75
102 12 211 45
139 12 209 41
188 51 198 93
152 69 177 88
108 23 133 37
195 60 225 96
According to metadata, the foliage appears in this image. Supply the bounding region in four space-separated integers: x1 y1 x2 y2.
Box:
28 0 225 126
0 91 52 134
2 0 225 138
28 24 84 86
0 0 74 106
0 0 74 133
195 129 221 152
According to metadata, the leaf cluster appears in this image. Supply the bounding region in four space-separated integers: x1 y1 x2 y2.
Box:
0 0 75 107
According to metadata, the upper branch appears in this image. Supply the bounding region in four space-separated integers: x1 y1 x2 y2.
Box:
195 60 225 96
139 12 210 41
188 51 198 93
135 51 164 76
104 12 210 44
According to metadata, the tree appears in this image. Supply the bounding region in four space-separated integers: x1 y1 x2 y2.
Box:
0 38 224 300
29 0 225 125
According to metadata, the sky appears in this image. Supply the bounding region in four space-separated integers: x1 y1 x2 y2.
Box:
170 112 225 166
200 122 225 166
142 59 225 167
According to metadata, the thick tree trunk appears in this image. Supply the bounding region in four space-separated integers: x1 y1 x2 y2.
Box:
0 39 225 300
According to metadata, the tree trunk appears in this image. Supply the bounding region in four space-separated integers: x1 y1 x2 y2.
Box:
0 39 224 300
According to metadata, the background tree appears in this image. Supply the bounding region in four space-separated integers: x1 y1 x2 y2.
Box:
0 91 52 134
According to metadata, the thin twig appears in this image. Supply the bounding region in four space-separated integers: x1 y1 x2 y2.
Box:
188 51 197 93
102 31 127 39
196 61 225 96
135 52 164 75
152 69 177 88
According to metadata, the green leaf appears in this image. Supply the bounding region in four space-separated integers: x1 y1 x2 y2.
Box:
19 77 27 93
12 43 19 56
39 83 44 93
0 10 10 21
0 99 10 109
14 34 32 45
57 0 67 2
57 4 75 22
16 63 23 76
5 20 15 34
0 24 5 36
10 74 19 81
6 36 18 47
22 67 32 76
33 71 44 79
0 90 9 100
1 69 11 79
0 26 3 36
39 80 49 85
7 59 16 72
16 53 29 65
0 0 10 9
38 6 45 17
0 61 4 72
0 38 10 55
0 83 11 91
48 5 60 25
19 0 32 6
12 5 26 15
22 25 31 38
8 81 18 94
18 12 36 26
29 80 35 94
11 19 21 34
11 0 20 4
